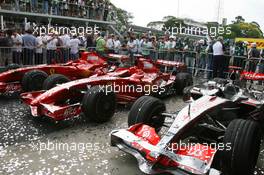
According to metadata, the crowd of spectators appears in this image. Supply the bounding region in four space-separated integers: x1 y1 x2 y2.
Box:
0 28 264 79
94 32 264 76
0 29 89 66
0 0 115 21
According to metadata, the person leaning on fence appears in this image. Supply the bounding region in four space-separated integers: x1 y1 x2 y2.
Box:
45 32 59 64
22 29 36 65
120 36 128 55
248 43 260 72
69 35 81 60
60 33 70 62
157 37 166 59
106 34 115 54
212 36 225 78
95 32 106 57
233 41 246 68
86 34 95 51
165 36 176 61
35 32 44 65
113 36 121 54
127 35 138 65
150 36 158 61
141 36 152 58
12 30 22 65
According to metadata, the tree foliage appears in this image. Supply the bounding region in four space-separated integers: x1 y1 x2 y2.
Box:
111 6 134 32
223 16 263 39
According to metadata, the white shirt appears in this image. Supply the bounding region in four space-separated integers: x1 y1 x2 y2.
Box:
12 34 22 52
114 40 121 50
70 38 81 54
213 41 224 56
106 38 115 50
165 41 176 49
127 40 138 53
138 39 144 53
46 36 58 50
60 34 71 47
35 36 43 54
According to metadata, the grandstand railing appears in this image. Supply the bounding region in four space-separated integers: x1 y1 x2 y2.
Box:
0 1 113 21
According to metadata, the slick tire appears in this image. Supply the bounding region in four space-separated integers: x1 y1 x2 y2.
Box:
128 96 166 132
82 86 116 123
43 74 70 90
22 70 48 92
174 73 193 95
221 119 261 175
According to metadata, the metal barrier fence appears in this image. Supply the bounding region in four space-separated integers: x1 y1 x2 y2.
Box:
0 46 259 79
0 46 99 66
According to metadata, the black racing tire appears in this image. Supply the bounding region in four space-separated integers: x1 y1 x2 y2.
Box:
221 119 261 175
43 74 70 90
82 86 116 123
6 64 21 71
128 96 166 131
21 70 48 92
174 73 193 95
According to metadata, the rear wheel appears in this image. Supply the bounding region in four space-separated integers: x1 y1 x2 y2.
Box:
43 74 70 90
174 73 193 95
82 86 116 123
22 70 48 92
221 119 261 175
128 96 166 131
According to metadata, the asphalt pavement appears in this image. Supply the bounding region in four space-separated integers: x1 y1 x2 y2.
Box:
0 96 263 175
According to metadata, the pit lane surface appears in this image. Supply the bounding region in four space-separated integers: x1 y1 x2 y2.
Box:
0 96 263 175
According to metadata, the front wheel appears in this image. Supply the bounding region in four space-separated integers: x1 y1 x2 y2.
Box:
221 119 261 175
174 73 193 95
43 74 70 90
82 86 116 123
128 96 166 132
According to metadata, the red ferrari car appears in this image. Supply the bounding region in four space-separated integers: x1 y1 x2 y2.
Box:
21 58 192 122
0 52 107 96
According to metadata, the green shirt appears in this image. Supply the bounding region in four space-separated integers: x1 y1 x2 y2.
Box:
142 42 150 56
96 37 106 52
158 42 166 52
